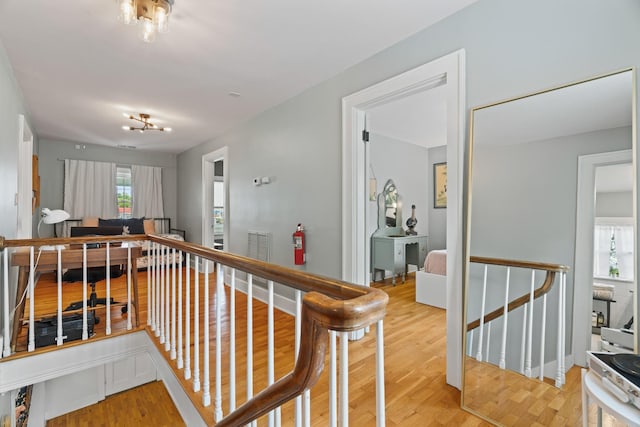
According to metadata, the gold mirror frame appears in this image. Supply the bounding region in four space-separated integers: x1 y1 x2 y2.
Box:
461 68 637 425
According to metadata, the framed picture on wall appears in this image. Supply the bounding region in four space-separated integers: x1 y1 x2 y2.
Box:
434 162 447 208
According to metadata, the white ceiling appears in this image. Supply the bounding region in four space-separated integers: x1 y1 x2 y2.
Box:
0 0 477 154
368 83 447 148
472 70 633 146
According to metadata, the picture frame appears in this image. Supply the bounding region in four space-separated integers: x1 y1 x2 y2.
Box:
433 162 447 208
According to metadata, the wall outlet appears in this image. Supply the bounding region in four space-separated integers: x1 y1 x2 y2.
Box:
261 176 271 184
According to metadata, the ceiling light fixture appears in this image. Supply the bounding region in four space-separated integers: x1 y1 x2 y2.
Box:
122 113 172 133
117 0 174 43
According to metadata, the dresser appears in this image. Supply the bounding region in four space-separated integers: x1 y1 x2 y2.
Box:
371 235 428 284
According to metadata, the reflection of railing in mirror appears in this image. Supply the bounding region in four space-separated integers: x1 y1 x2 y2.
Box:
465 256 569 387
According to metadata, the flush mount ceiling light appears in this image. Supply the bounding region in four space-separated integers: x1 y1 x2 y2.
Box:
117 0 174 43
122 113 172 133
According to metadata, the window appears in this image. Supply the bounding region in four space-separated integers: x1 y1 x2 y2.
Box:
116 166 132 219
594 217 634 280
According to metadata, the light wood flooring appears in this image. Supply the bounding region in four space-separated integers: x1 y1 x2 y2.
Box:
13 270 604 426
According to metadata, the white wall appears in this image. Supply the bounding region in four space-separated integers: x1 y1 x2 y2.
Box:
37 139 178 237
176 0 640 284
596 191 633 217
368 133 429 239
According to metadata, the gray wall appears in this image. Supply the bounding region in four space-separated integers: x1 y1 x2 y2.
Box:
427 145 447 250
0 40 32 407
469 126 632 367
368 133 429 240
0 43 32 240
38 139 178 237
177 0 640 282
596 191 633 217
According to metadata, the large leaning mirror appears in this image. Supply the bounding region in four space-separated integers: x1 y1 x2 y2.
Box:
462 69 636 425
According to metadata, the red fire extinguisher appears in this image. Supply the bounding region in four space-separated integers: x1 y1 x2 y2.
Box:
292 223 305 265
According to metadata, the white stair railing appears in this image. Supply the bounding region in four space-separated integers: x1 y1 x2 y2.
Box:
0 234 388 426
466 256 568 387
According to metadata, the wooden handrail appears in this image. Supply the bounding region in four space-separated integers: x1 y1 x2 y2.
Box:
1 235 388 425
466 256 569 331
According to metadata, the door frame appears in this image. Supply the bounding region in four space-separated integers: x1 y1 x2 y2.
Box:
572 149 634 366
202 147 229 255
17 114 33 239
341 49 466 388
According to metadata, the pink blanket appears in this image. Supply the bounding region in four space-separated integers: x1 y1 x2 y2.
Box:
424 249 446 275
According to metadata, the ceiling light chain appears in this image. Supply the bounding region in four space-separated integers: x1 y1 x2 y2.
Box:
117 0 174 43
122 113 172 133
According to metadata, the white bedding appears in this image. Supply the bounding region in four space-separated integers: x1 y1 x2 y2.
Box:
416 249 447 308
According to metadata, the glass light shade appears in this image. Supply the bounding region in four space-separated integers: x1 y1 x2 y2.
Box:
139 17 157 43
117 0 136 25
154 5 170 33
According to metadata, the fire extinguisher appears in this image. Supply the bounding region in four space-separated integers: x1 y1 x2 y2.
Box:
292 223 306 265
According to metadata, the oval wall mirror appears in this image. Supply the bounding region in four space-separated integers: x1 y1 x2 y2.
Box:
462 68 636 425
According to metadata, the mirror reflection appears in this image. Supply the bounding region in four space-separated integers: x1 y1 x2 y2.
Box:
383 180 399 228
462 69 635 425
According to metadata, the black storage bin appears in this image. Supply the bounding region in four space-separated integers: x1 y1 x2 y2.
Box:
32 312 95 348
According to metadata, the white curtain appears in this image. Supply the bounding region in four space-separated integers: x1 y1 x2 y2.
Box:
132 165 164 218
64 159 117 219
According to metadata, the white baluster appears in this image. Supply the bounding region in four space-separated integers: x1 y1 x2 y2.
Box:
468 329 474 357
303 388 311 427
193 256 200 392
204 261 212 409
485 323 491 363
476 265 488 361
105 242 112 335
525 270 535 377
159 246 165 343
2 249 10 357
375 320 386 427
555 272 565 387
82 243 88 340
539 293 547 381
127 246 132 330
268 280 275 427
165 246 170 349
151 243 156 331
499 267 511 369
229 268 236 411
154 244 161 336
56 247 64 346
184 253 191 380
520 304 527 375
329 330 337 427
27 247 35 352
147 242 152 327
171 248 177 359
556 272 567 387
212 263 220 413
246 274 255 427
295 290 302 427
177 251 184 369
339 331 349 427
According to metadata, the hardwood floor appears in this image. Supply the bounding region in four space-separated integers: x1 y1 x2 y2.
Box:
46 380 184 427
14 269 597 426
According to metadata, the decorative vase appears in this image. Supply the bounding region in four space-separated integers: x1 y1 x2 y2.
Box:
406 204 417 235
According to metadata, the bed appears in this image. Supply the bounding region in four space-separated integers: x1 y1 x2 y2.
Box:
415 249 447 308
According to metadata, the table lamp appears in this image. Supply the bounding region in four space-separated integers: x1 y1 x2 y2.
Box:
38 208 70 250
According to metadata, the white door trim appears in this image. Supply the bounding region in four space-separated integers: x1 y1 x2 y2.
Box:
572 149 634 367
202 147 229 253
17 114 33 239
341 49 466 388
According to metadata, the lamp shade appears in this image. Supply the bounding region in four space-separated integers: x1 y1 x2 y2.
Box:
41 208 70 225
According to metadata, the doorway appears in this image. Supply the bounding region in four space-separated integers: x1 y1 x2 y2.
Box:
573 149 635 366
202 147 229 253
341 50 465 388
